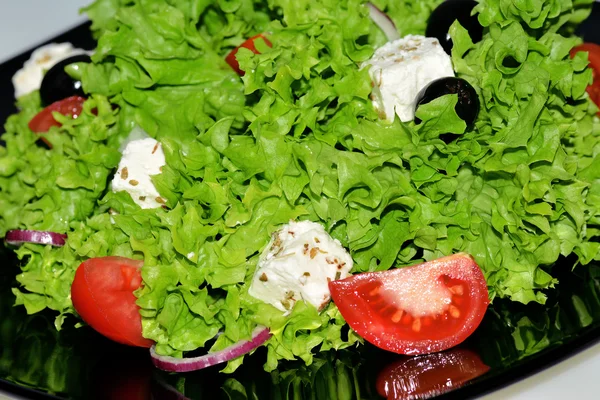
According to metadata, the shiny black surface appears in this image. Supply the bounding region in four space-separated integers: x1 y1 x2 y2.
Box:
415 77 480 127
40 54 91 106
426 0 482 54
2 5 600 399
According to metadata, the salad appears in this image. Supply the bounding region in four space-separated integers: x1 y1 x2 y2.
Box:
0 0 599 376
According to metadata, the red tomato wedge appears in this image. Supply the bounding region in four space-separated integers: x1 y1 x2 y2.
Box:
376 349 490 400
225 34 272 76
71 256 153 348
28 95 86 133
571 43 600 109
328 253 489 355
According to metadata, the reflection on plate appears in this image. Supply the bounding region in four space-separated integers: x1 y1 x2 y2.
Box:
2 248 600 399
1 3 600 400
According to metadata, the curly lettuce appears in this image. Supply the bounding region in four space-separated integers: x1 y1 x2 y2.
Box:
1 0 599 374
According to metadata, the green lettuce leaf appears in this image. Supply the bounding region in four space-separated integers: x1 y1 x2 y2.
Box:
0 95 122 236
1 0 599 375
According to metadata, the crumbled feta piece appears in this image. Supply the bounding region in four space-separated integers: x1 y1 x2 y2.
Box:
248 220 353 313
112 138 166 209
12 43 89 99
118 125 151 152
363 35 455 122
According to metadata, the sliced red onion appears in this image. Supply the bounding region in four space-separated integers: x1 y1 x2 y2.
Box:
367 2 400 42
5 229 67 247
150 326 271 372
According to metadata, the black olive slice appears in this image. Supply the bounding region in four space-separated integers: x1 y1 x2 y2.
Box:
415 77 480 127
40 54 91 106
426 0 483 55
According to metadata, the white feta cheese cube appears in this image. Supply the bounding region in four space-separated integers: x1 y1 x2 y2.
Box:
112 138 166 209
364 35 455 122
248 220 353 313
12 43 89 99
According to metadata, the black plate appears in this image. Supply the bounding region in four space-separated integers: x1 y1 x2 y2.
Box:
2 5 600 400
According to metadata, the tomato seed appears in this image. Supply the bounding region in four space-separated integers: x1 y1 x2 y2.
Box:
369 287 380 297
449 305 460 318
449 285 464 296
391 309 404 323
412 318 421 332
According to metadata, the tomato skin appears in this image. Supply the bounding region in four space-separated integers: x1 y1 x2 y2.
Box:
376 349 490 400
328 253 489 355
71 256 153 348
225 34 272 75
570 43 600 109
28 95 86 133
